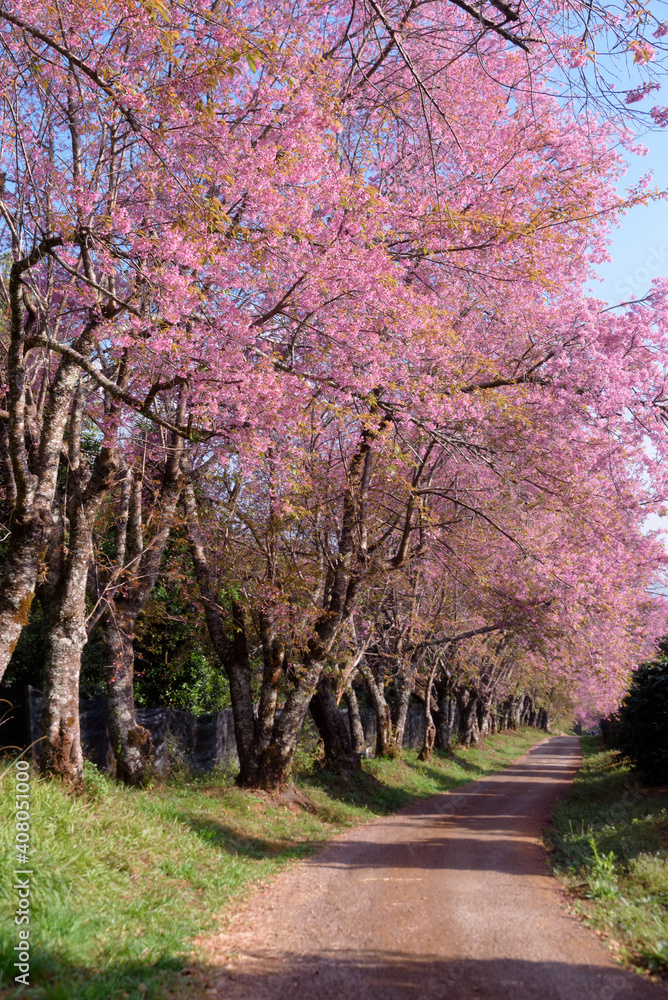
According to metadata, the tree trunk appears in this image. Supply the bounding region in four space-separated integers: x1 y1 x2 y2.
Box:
256 614 284 755
104 614 152 785
457 688 480 748
391 669 415 749
184 484 258 785
0 264 97 680
499 698 511 730
255 656 325 790
434 665 458 751
309 674 360 772
521 694 536 726
359 661 397 757
40 637 84 781
184 415 379 791
419 718 436 761
187 488 343 791
599 716 612 744
435 691 458 751
252 593 361 790
343 681 366 754
0 513 51 674
40 447 118 781
227 602 260 786
476 698 492 743
418 659 439 762
252 422 386 788
101 410 186 784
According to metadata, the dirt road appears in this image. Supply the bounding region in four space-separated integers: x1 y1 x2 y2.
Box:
194 736 667 1000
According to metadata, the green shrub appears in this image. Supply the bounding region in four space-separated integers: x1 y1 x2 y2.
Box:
613 641 668 785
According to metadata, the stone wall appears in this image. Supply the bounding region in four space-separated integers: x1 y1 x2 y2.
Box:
0 685 427 772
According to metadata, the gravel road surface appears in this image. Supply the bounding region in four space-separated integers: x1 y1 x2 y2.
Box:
194 736 667 1000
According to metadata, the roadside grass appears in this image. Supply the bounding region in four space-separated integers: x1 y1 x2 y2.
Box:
546 735 668 980
0 726 545 1000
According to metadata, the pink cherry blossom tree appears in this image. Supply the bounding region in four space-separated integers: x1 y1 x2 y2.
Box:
1 0 667 786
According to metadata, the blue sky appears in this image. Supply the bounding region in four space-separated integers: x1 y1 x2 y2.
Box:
596 128 668 305
595 125 668 539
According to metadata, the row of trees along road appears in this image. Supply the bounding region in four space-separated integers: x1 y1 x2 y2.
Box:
1 0 668 790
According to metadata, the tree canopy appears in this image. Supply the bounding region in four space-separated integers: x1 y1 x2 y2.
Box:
1 0 667 787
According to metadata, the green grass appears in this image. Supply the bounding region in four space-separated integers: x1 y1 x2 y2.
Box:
0 727 545 1000
546 735 668 979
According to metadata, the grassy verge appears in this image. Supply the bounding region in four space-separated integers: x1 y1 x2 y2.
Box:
0 727 545 1000
546 735 668 980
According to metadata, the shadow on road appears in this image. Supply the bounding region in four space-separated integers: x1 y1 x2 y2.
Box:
189 950 667 1000
301 740 580 876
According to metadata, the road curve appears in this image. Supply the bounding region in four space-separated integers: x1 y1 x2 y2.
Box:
194 736 667 1000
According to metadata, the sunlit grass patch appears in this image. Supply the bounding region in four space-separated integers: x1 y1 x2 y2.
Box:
546 735 668 979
